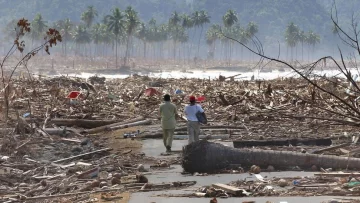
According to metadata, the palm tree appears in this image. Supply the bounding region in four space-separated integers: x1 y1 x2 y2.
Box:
181 14 194 60
306 30 320 61
239 27 249 61
285 22 300 61
246 21 258 61
136 22 148 58
222 9 238 28
182 14 193 31
169 11 181 59
146 18 157 58
31 13 47 46
178 29 189 60
56 18 73 57
246 21 258 46
91 23 102 56
206 24 220 59
72 25 91 56
222 9 238 63
105 7 125 68
100 24 113 56
157 24 168 59
197 10 210 57
124 6 140 65
298 30 307 61
81 6 98 29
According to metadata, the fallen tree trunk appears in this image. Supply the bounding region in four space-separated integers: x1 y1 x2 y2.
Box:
174 134 230 140
233 138 332 148
26 118 121 128
175 125 245 131
182 141 360 173
86 116 145 134
0 128 75 136
109 119 151 131
139 126 245 138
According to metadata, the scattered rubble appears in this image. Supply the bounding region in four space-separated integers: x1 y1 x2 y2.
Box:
1 74 360 202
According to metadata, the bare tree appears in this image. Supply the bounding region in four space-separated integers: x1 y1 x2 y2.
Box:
220 4 360 127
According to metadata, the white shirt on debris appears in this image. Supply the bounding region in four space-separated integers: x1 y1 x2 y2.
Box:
184 104 204 121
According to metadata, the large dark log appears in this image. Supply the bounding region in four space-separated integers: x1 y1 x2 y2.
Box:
182 141 360 173
233 138 332 148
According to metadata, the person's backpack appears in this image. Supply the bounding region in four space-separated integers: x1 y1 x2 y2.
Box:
195 105 207 124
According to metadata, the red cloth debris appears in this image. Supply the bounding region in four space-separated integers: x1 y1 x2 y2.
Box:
144 88 160 97
197 96 206 102
66 91 81 99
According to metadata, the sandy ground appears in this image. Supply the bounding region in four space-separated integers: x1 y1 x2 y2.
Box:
90 127 143 155
90 192 130 203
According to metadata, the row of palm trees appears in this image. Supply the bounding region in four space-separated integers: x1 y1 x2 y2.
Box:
205 9 259 62
10 6 324 67
284 22 321 61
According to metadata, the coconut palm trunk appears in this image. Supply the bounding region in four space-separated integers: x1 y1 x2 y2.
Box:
197 25 203 57
125 36 129 66
64 40 67 58
182 141 360 173
115 35 118 68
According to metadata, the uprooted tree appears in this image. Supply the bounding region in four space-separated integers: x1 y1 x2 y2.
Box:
182 140 360 173
0 18 62 123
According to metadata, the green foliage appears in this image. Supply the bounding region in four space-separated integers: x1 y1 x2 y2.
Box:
81 6 98 28
222 9 238 28
285 22 300 48
105 8 125 38
0 0 354 46
31 13 47 42
1 0 355 61
125 6 140 36
55 18 73 41
72 25 90 44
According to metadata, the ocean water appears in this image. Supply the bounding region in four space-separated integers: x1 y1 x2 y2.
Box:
57 68 360 81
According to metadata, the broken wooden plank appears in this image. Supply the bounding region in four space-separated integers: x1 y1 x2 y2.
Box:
320 168 329 173
52 148 112 163
61 138 81 143
254 174 268 183
311 143 351 154
212 183 244 196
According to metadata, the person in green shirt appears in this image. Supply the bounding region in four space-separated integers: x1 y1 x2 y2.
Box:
159 94 177 152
